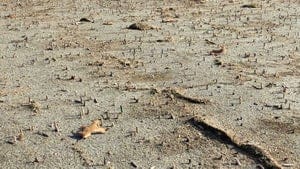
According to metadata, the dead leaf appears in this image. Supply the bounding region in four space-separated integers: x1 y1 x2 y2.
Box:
78 119 107 139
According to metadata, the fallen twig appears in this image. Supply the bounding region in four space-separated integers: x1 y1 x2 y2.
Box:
162 88 210 104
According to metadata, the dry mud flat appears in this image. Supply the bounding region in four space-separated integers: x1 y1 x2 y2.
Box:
0 0 299 169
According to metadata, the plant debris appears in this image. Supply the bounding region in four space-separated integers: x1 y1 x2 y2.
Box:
209 46 226 56
36 131 49 137
156 36 173 43
17 129 25 141
103 21 113 25
22 100 41 115
87 61 104 66
241 4 257 8
161 88 210 104
162 18 177 23
79 18 94 23
205 39 216 45
78 119 107 139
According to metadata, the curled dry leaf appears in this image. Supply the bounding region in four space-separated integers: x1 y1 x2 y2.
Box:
78 119 107 139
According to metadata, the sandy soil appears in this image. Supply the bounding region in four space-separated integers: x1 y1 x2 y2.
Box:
0 0 299 169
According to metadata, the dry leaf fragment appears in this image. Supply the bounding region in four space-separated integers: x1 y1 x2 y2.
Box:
162 18 177 23
78 119 107 139
17 129 25 141
156 36 174 43
205 39 216 45
87 61 104 66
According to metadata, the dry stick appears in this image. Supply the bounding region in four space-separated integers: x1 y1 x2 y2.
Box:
164 88 210 104
53 121 60 132
80 107 85 119
188 116 282 169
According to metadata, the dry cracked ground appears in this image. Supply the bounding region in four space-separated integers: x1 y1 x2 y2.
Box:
0 0 299 169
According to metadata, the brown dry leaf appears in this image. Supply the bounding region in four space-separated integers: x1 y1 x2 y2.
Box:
78 119 107 139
